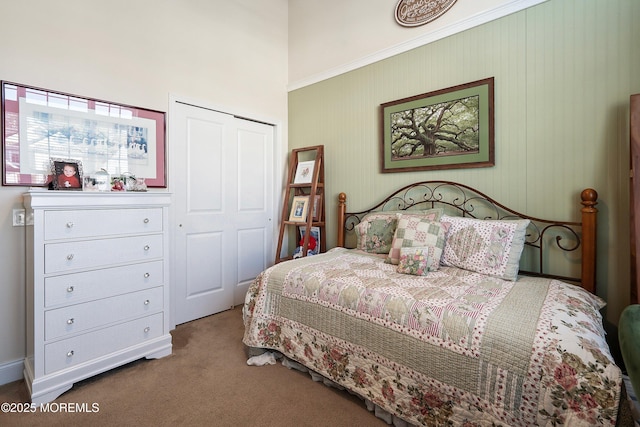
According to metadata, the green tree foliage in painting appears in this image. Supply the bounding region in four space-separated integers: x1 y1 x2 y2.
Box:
390 95 480 160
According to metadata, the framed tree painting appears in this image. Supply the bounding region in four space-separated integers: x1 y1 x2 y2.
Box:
380 77 494 173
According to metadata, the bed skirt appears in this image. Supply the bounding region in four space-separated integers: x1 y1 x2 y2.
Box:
246 346 412 426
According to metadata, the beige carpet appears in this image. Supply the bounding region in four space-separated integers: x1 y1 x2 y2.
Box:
0 307 385 427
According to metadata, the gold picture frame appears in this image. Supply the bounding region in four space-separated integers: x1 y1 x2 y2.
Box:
289 195 309 222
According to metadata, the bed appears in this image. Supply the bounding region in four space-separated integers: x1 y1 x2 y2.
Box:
243 181 622 426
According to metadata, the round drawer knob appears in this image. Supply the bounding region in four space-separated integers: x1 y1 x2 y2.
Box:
144 245 150 251
66 254 74 261
143 218 150 224
144 299 150 305
66 222 74 228
66 286 74 293
144 327 151 333
67 318 74 325
144 273 150 278
67 350 74 357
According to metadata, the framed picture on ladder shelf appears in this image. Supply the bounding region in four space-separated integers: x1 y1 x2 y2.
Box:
289 196 309 222
293 160 315 184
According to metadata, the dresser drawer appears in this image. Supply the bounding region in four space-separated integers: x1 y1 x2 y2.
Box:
45 261 164 307
44 313 164 375
44 208 163 241
45 286 164 341
44 234 163 274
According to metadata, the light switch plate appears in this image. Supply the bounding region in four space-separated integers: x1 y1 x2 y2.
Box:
12 208 25 226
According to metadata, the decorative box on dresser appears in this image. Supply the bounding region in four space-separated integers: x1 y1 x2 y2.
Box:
23 191 173 404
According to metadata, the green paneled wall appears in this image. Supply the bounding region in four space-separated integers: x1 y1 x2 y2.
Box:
288 0 640 324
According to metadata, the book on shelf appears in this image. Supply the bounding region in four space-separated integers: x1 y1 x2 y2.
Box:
293 226 321 258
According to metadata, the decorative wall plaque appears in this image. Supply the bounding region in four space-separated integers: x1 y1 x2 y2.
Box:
395 0 458 27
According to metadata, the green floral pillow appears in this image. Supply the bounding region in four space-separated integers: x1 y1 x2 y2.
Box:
354 213 397 253
355 209 442 254
397 246 441 276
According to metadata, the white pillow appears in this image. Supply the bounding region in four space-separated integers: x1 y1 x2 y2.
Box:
440 215 529 281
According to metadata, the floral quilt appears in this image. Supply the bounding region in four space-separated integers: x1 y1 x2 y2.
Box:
242 248 622 426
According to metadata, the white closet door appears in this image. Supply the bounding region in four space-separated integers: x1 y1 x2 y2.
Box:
171 101 274 325
233 118 275 306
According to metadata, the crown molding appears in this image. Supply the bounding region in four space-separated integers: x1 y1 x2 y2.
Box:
287 0 547 92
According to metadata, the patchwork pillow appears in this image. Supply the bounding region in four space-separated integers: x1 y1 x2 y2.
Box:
355 209 442 254
397 246 441 276
386 215 447 265
439 215 530 281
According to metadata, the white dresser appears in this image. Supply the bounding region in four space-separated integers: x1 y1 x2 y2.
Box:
23 191 173 404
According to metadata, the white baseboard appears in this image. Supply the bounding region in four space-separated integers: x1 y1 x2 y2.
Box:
0 358 24 386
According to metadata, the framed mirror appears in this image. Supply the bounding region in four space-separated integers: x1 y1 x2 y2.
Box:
1 81 166 187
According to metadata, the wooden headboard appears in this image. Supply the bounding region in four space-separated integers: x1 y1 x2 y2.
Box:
337 181 598 294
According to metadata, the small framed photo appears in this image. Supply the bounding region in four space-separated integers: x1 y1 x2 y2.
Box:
51 158 83 190
293 160 315 184
289 195 309 222
311 194 322 221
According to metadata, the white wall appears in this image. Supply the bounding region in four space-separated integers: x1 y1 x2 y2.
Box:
0 0 288 384
288 0 547 89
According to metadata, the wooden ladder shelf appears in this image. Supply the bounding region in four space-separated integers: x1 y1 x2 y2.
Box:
275 145 326 263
